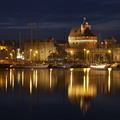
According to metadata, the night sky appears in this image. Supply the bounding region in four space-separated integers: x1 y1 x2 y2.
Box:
0 0 120 43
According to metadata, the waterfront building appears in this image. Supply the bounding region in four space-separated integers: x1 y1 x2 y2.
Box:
68 21 98 49
24 38 57 62
66 21 98 62
0 40 17 63
89 36 118 63
112 44 120 62
103 36 116 49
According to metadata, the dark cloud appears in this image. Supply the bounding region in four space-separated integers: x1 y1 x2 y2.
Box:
0 0 120 42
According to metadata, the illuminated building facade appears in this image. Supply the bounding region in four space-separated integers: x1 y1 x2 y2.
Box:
24 38 57 61
68 21 98 49
0 40 16 63
113 44 120 62
103 36 116 49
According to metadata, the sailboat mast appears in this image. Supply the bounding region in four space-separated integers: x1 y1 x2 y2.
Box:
98 33 101 63
30 21 33 49
37 22 40 61
29 21 34 62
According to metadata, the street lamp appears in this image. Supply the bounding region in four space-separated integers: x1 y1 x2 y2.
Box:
108 50 111 62
84 49 86 62
35 50 38 61
34 53 36 61
70 50 74 55
70 50 74 62
30 49 32 61
10 53 13 59
86 50 90 63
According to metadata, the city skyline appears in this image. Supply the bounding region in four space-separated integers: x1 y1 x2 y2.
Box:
0 0 120 43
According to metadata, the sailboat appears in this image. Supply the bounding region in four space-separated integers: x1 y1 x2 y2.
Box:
90 34 107 70
11 63 49 69
90 64 106 69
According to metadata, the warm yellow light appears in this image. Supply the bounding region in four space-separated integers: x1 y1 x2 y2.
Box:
83 68 87 72
87 50 90 54
70 68 73 71
70 50 74 55
30 78 32 94
50 69 52 88
35 70 38 88
35 51 38 54
108 68 112 92
22 71 24 86
10 53 13 56
70 69 73 87
108 50 111 53
68 85 97 97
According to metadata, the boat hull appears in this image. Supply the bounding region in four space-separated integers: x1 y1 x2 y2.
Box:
11 64 49 69
53 65 71 69
0 64 12 68
90 65 106 70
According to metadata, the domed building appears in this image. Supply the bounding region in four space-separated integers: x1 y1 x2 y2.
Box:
68 21 98 49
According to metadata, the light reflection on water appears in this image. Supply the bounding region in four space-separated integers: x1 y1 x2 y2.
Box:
0 68 120 119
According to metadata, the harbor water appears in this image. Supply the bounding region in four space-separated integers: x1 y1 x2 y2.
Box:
0 68 120 120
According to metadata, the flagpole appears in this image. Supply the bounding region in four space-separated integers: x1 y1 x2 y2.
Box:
83 17 86 23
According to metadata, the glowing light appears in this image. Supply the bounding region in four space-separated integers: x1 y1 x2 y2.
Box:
12 76 14 90
22 71 24 86
50 69 52 88
5 75 8 91
83 68 87 72
70 68 73 71
108 50 111 53
35 51 38 54
69 39 97 42
70 68 73 87
10 69 12 86
35 70 38 88
87 50 90 54
30 77 32 94
70 51 74 55
17 72 21 84
108 68 112 92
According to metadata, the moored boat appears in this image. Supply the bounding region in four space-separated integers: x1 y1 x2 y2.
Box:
0 64 13 68
53 65 71 69
71 64 89 68
11 63 49 69
90 64 107 70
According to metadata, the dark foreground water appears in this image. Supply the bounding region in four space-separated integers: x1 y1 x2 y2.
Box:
0 68 120 120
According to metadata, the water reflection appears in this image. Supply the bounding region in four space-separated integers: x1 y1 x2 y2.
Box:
70 68 114 111
68 68 97 113
0 68 120 115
